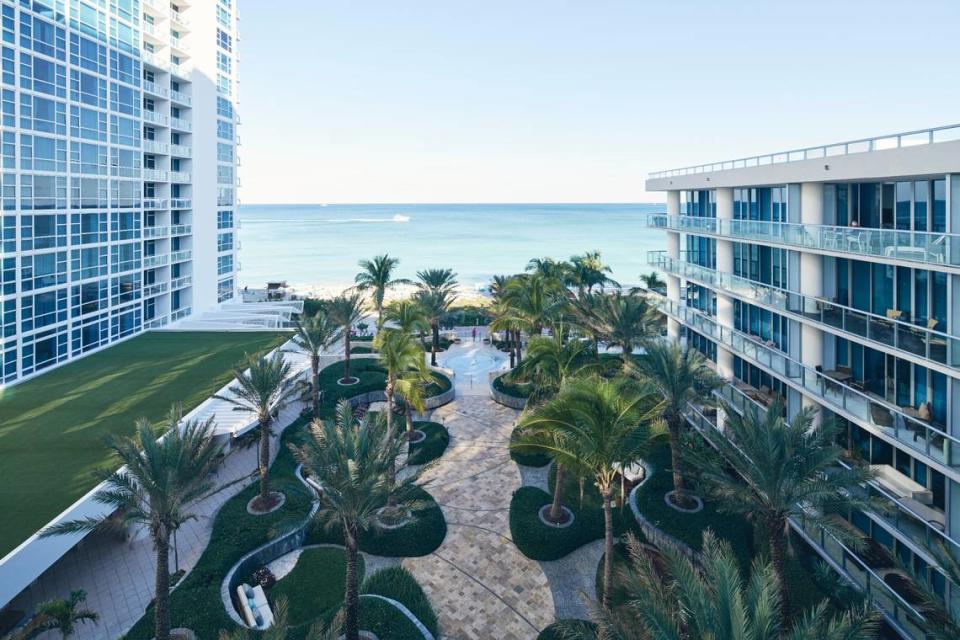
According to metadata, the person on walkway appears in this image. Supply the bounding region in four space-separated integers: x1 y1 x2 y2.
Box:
472 327 477 342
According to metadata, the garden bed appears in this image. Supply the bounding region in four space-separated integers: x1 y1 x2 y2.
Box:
407 422 449 465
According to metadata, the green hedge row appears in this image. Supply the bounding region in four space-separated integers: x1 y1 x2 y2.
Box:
407 421 449 466
509 427 551 468
362 567 438 637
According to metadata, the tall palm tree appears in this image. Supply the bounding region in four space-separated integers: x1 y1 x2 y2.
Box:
20 590 98 639
414 288 456 366
216 352 297 509
41 416 222 640
354 254 409 329
572 531 879 640
490 299 524 367
635 270 666 294
690 402 874 620
631 341 721 509
384 298 430 338
569 250 618 293
504 272 565 338
591 292 656 367
292 402 424 640
327 292 366 383
516 329 597 403
514 377 663 608
373 328 431 447
526 257 570 283
286 311 343 417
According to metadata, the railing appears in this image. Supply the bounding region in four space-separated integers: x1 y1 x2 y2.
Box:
170 250 192 263
144 316 169 329
142 140 170 154
170 198 192 209
141 50 167 71
142 225 169 239
169 171 191 183
142 281 168 297
142 169 168 182
142 197 167 209
171 307 192 321
143 110 169 126
143 254 169 269
169 89 192 106
170 36 188 51
653 294 960 468
170 144 192 157
649 123 960 179
170 10 189 27
142 80 168 98
169 62 192 78
170 275 192 289
170 224 192 235
170 117 192 132
645 214 960 270
649 251 960 369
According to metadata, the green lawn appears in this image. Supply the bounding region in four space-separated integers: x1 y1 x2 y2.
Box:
0 331 286 557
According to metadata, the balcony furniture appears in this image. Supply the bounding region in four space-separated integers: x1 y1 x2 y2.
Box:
870 464 933 504
869 401 894 428
885 309 903 321
235 584 274 630
824 369 852 383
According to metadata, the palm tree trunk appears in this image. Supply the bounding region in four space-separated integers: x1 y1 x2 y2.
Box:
769 522 791 622
668 418 688 504
344 523 361 640
601 488 614 610
343 332 352 381
431 322 439 366
311 355 320 417
508 338 515 368
579 476 585 509
154 529 171 640
258 415 271 504
405 406 414 437
515 330 522 365
549 463 565 523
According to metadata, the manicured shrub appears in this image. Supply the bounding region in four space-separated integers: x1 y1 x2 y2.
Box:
493 372 533 399
270 547 360 626
538 619 597 639
362 567 438 637
509 427 551 468
351 345 374 354
407 421 449 465
357 596 426 639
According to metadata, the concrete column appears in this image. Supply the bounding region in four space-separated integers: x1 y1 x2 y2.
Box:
799 182 826 427
667 190 681 216
665 190 682 340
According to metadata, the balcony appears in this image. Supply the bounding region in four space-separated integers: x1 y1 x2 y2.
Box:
144 316 169 330
170 250 192 263
169 144 192 157
142 225 169 239
170 10 190 28
142 80 169 99
170 275 192 289
143 110 169 126
170 224 192 235
645 214 960 272
169 62 192 79
170 198 192 209
649 251 959 372
171 306 192 321
169 171 191 183
170 36 189 53
169 89 192 106
170 117 192 132
653 294 960 468
143 254 169 269
142 169 169 182
142 197 168 209
142 281 168 297
141 50 168 72
142 140 170 154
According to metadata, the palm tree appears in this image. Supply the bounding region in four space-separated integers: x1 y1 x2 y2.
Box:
590 292 656 367
396 369 429 439
900 538 960 640
631 341 721 509
292 402 424 640
489 299 524 368
690 402 874 620
384 298 430 338
286 311 342 417
217 598 340 640
636 270 666 294
573 530 879 640
504 273 564 337
354 254 409 329
327 292 366 383
516 329 596 403
414 288 456 366
568 250 618 293
514 377 663 608
41 416 222 640
216 352 297 510
373 328 431 447
20 590 98 639
526 257 570 282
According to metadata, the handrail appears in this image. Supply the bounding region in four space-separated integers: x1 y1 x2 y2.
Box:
645 214 960 270
649 123 960 179
648 251 959 369
650 293 960 468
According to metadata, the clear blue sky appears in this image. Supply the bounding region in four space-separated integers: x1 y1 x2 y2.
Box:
237 0 960 204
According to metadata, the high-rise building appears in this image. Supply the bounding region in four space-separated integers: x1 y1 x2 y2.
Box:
0 0 239 386
645 125 960 638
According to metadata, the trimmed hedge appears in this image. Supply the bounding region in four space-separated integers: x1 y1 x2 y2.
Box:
317 359 451 411
538 619 597 640
351 345 374 354
407 421 449 465
509 427 551 468
270 547 361 627
419 335 454 353
362 567 439 637
357 597 425 639
493 372 533 400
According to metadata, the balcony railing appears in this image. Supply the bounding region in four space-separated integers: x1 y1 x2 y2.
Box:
142 281 168 297
141 50 167 71
170 275 192 289
652 294 960 468
169 62 192 79
649 251 960 370
142 197 167 209
170 10 189 27
170 250 192 263
170 198 192 209
169 144 192 157
144 316 169 330
142 80 168 99
171 306 192 321
646 214 960 271
169 117 192 132
143 254 169 269
169 171 191 183
648 123 960 179
142 140 169 154
143 110 169 126
170 224 192 235
142 226 169 239
142 169 168 182
169 89 192 106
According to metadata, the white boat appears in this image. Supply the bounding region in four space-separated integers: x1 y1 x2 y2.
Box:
392 214 410 223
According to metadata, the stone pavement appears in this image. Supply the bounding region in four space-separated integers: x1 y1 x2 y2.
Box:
9 400 308 640
403 395 555 640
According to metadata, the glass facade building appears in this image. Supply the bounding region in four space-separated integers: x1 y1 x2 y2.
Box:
646 127 960 639
0 0 239 385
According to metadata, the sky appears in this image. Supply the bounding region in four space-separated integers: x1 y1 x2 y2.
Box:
237 0 960 204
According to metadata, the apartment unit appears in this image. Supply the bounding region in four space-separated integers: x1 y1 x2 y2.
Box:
645 125 960 638
0 0 239 386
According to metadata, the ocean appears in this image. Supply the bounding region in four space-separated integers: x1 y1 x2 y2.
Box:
237 203 665 294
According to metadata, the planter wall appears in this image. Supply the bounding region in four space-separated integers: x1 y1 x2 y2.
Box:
628 484 700 564
489 373 528 410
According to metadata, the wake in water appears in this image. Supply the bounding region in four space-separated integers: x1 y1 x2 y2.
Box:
243 214 411 224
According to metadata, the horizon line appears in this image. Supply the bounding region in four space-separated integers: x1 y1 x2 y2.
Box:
238 200 666 206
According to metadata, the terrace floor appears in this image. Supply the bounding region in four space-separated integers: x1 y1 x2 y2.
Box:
0 331 285 559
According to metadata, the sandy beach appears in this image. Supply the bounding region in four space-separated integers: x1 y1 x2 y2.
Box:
272 281 494 307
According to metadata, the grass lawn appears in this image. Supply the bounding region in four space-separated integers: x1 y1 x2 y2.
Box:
270 547 360 626
0 330 286 557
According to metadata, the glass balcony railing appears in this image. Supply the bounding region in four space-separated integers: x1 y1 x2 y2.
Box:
143 110 169 126
142 282 168 297
645 214 960 271
170 198 192 209
169 171 192 183
652 294 960 468
142 169 168 182
142 140 170 154
169 89 192 106
170 275 192 289
649 251 960 370
142 80 168 99
142 197 167 209
170 144 192 157
170 250 192 263
170 224 192 235
171 306 192 321
142 226 169 239
143 254 169 269
170 117 192 132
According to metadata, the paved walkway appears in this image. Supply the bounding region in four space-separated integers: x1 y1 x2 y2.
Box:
403 393 555 640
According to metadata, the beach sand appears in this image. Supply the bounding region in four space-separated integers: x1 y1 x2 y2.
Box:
280 281 492 307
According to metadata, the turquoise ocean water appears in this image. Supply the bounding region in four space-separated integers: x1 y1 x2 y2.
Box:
237 203 665 292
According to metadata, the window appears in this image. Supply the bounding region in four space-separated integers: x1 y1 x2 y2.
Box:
217 28 232 52
22 94 67 135
216 96 233 118
21 135 67 172
216 5 231 28
71 280 108 316
217 51 231 74
21 213 66 250
110 49 137 85
70 105 107 141
70 177 107 209
110 273 140 305
111 241 141 273
71 246 107 280
218 278 234 302
110 115 139 146
217 165 233 184
110 81 139 116
217 74 231 96
19 12 66 60
217 232 233 252
217 210 234 229
20 251 67 291
217 142 233 163
217 254 233 276
71 212 107 244
70 33 107 75
20 52 67 97
20 174 67 210
217 120 234 140
70 141 108 175
70 69 106 107
22 290 68 331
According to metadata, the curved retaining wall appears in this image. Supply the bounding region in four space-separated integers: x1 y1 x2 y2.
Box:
340 373 456 411
362 594 435 640
488 373 528 410
628 481 700 564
